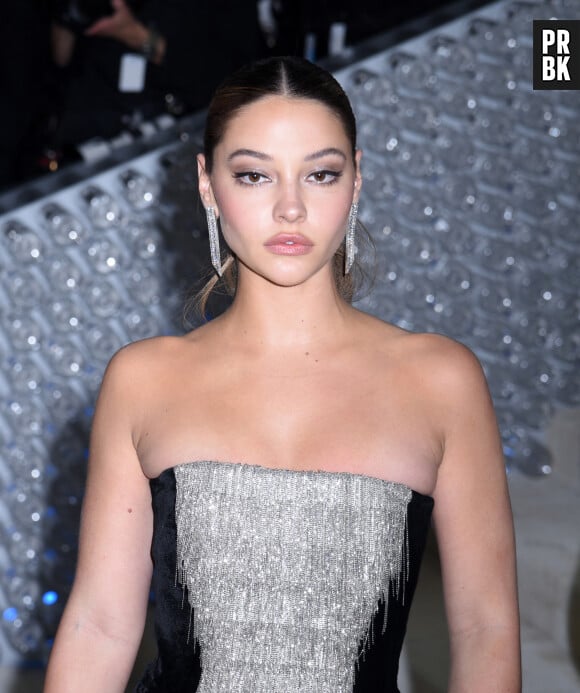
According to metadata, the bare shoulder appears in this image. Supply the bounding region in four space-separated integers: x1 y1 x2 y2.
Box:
398 331 483 378
359 312 481 375
110 333 193 363
358 313 491 416
109 328 213 372
95 336 204 406
402 332 491 413
389 331 500 460
104 333 202 383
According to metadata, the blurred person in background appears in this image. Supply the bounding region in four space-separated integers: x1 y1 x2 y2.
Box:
49 0 268 150
0 1 52 189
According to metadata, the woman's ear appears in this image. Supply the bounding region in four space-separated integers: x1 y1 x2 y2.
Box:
197 153 216 209
353 149 363 203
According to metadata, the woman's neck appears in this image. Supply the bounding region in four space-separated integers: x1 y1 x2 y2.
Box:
215 266 355 352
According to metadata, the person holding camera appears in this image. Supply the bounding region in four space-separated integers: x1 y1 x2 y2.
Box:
50 0 267 148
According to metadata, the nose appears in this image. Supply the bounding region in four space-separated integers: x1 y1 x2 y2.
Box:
273 182 306 223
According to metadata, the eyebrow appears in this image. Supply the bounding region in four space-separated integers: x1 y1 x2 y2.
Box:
226 147 347 163
304 147 347 162
227 148 272 162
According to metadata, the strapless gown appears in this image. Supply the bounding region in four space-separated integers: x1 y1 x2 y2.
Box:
134 460 434 692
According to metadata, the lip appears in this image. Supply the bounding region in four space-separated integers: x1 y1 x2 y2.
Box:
264 232 314 256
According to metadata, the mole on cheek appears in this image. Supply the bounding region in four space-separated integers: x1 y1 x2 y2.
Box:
128 508 133 514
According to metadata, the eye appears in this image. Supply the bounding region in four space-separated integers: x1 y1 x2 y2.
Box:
233 171 269 185
308 170 342 184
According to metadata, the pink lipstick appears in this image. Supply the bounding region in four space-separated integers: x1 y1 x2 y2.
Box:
264 233 314 255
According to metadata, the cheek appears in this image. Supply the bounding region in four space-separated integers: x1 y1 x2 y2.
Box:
213 184 257 234
216 196 242 229
217 198 267 241
317 197 353 235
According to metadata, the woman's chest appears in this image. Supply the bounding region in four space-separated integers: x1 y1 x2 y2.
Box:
137 371 441 494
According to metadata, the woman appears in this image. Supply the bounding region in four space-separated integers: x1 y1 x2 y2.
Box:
44 56 520 692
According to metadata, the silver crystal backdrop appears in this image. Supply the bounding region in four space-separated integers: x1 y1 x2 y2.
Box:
0 0 578 668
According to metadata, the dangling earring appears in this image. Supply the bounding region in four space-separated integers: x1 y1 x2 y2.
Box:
345 201 358 275
206 206 223 277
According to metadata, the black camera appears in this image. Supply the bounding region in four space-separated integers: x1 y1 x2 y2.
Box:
54 0 143 30
65 0 114 27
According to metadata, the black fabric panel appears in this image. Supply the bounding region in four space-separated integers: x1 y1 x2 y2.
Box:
135 471 433 692
134 469 201 692
353 491 434 692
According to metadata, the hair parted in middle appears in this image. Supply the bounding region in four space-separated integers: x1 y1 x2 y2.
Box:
192 56 374 320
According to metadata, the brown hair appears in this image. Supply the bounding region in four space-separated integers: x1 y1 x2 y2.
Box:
192 56 372 320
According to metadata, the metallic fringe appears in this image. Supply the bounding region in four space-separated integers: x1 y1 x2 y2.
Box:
175 460 411 692
345 201 358 275
206 206 222 277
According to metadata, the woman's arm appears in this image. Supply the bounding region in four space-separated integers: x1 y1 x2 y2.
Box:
429 338 521 692
44 346 154 693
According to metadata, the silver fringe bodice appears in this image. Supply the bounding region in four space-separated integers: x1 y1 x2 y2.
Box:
174 460 413 693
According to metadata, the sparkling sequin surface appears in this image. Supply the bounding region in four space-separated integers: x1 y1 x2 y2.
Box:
174 461 412 692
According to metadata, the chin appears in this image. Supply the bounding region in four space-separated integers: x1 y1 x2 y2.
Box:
267 266 333 290
235 247 338 287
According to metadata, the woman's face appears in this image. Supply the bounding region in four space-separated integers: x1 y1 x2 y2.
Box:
198 95 362 289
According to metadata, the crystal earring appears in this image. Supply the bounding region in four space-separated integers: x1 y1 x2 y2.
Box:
345 202 358 275
206 206 223 277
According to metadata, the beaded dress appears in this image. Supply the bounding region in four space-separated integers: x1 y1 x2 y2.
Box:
134 460 434 692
